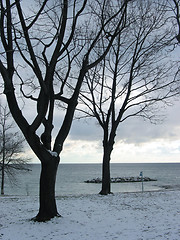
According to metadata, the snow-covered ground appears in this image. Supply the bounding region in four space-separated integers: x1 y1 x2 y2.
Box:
0 191 180 240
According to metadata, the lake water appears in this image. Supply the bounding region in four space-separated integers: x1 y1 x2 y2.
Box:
3 163 180 196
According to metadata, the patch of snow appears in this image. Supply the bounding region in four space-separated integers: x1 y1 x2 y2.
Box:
47 150 58 157
0 191 180 240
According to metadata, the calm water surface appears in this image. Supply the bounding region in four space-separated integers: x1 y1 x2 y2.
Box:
3 163 180 196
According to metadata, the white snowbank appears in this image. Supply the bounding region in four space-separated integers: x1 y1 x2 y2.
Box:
0 190 180 240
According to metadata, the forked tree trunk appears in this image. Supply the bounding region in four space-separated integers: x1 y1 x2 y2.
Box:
33 156 60 222
99 148 112 195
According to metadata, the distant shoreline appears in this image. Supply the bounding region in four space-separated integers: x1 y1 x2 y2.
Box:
1 188 180 199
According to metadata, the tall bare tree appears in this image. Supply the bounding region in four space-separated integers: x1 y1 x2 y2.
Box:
78 0 179 195
170 0 180 42
0 0 130 221
0 103 30 195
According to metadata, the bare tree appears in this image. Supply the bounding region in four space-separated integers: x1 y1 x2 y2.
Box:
0 0 130 221
170 0 180 42
0 103 30 195
78 0 180 195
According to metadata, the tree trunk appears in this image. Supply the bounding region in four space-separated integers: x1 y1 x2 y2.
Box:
33 156 60 222
1 164 4 195
99 148 112 195
1 145 5 195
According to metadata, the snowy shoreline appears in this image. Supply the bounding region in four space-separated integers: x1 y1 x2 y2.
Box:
0 185 177 198
0 190 180 240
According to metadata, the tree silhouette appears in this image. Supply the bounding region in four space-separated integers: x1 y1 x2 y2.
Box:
78 0 179 195
0 103 30 195
0 0 129 221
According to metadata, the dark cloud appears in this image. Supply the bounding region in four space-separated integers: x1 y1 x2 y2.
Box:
69 118 102 141
68 100 180 145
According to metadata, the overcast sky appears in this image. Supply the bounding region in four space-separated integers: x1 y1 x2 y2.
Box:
22 98 180 164
57 99 180 164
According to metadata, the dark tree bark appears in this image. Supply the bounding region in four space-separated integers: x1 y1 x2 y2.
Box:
1 157 5 195
99 147 112 195
34 157 60 222
172 0 180 43
99 131 115 195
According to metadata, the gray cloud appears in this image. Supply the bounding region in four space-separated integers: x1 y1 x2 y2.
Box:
69 118 102 141
68 101 180 145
